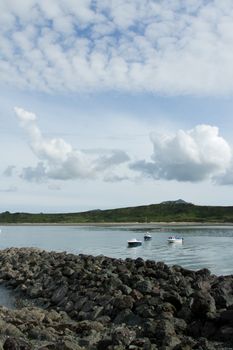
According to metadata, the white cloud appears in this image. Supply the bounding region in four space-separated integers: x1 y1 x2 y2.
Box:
14 107 130 182
1 1 233 95
130 125 232 182
21 162 47 183
214 162 233 185
13 107 233 185
94 150 130 171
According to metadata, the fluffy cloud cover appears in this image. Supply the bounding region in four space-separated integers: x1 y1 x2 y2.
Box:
14 107 129 182
131 125 232 182
2 1 233 95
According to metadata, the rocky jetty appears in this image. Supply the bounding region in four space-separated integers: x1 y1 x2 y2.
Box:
0 248 231 349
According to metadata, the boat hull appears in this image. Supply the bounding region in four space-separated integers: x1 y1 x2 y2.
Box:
144 236 152 241
128 241 142 247
167 238 183 243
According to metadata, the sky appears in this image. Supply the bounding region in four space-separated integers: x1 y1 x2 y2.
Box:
2 0 233 212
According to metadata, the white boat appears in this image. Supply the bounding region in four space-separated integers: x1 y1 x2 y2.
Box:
144 232 152 241
127 238 142 247
167 236 183 243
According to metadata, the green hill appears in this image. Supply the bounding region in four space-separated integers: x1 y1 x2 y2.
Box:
1 200 233 223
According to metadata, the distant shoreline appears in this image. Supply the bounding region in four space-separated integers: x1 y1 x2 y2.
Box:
1 222 233 227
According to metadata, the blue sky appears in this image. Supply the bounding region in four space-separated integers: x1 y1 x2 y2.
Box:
2 0 233 212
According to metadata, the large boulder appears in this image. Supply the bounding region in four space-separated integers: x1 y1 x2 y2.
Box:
191 291 216 318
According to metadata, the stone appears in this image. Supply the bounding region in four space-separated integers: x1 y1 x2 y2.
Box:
135 280 153 294
51 285 68 304
3 337 31 350
113 295 134 310
217 326 233 341
0 247 232 350
219 309 233 324
163 291 183 311
191 291 216 318
112 326 136 346
114 309 142 326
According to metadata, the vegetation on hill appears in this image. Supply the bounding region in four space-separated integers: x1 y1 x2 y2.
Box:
1 201 233 223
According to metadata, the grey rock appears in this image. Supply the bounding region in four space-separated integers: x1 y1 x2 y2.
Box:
135 280 153 294
111 326 136 346
114 309 142 326
0 247 232 349
191 291 216 318
3 337 31 350
51 285 68 304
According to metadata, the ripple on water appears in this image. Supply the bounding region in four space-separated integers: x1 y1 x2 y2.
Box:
1 225 233 275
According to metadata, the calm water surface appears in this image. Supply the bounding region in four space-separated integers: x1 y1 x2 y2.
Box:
0 225 233 276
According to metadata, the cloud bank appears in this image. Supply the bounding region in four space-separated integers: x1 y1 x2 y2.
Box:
2 1 233 95
14 107 129 182
131 125 232 182
14 107 233 185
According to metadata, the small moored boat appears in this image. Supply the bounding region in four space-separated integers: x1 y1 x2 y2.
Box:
127 238 142 247
167 236 183 243
144 232 152 241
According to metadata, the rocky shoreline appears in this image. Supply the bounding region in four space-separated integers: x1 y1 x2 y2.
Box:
0 248 232 349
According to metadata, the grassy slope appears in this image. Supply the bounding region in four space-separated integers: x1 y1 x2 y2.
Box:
1 203 233 223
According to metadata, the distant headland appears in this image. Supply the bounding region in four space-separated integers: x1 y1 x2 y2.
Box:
1 199 233 224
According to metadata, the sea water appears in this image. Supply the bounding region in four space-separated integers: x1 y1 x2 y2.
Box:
0 224 232 276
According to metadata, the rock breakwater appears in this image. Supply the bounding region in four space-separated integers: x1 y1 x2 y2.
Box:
0 248 231 349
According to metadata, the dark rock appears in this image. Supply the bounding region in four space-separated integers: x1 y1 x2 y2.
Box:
163 291 183 311
162 335 181 348
96 338 113 350
73 296 88 311
38 341 82 350
3 337 31 350
216 325 233 341
28 326 55 341
196 268 211 278
201 321 218 338
51 285 68 304
64 300 74 313
135 258 145 268
135 280 153 294
113 295 134 310
156 318 175 336
173 317 187 333
187 320 203 338
135 305 156 318
211 277 233 308
219 309 233 324
191 291 216 318
177 303 193 323
114 309 142 325
120 284 132 295
62 266 75 277
0 247 233 350
90 306 104 320
111 326 136 346
174 336 196 350
157 302 176 314
194 337 216 350
131 289 143 301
